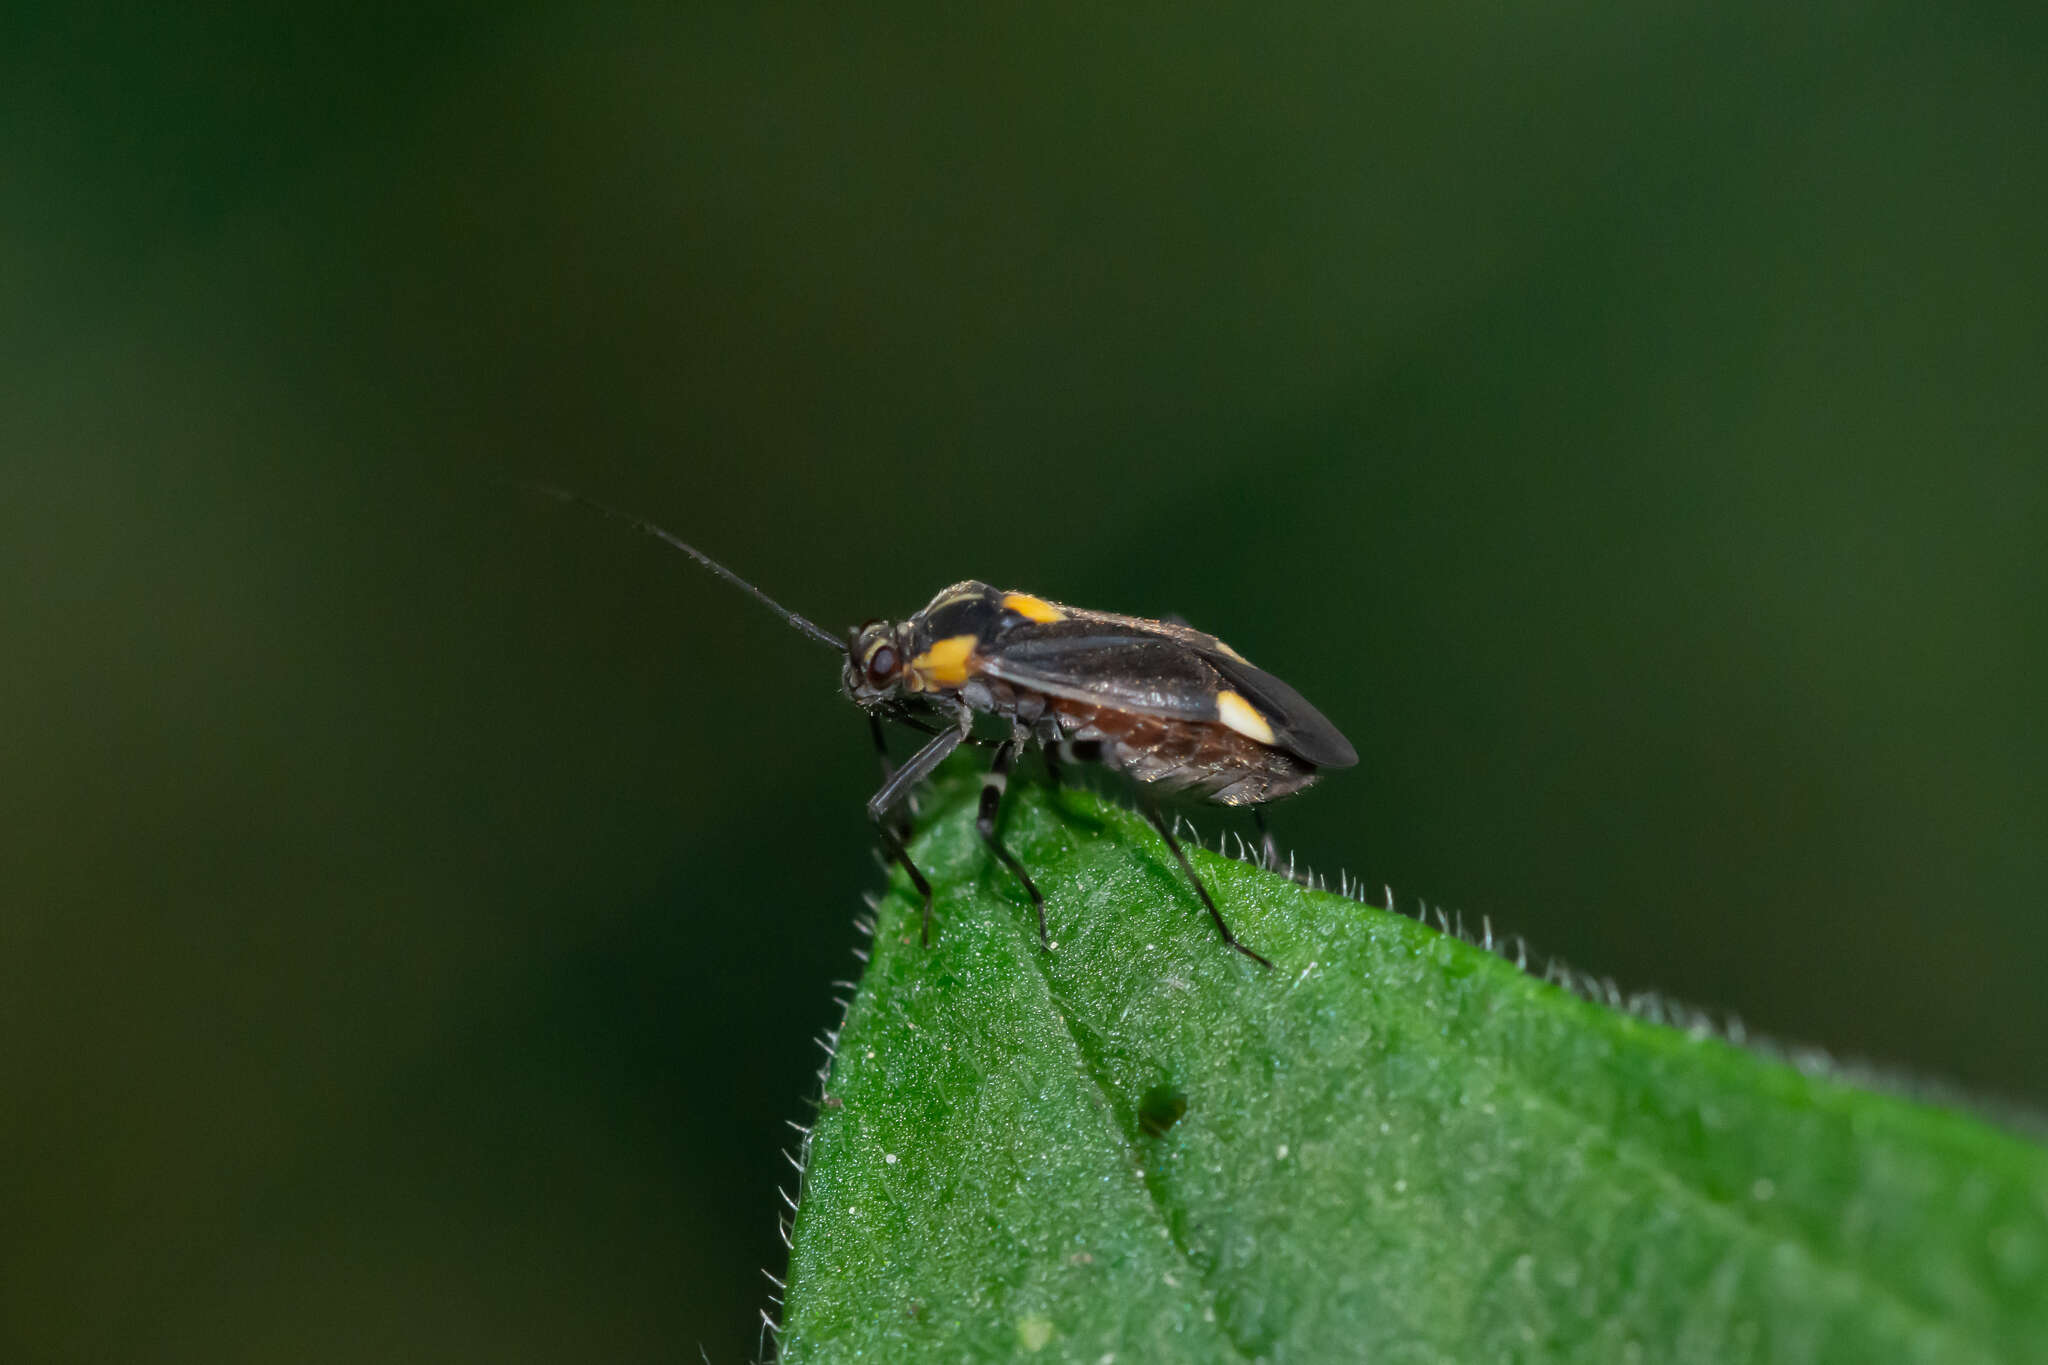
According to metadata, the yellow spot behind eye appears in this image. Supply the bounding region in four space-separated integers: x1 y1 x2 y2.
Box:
1216 689 1276 745
912 634 978 688
1001 592 1066 623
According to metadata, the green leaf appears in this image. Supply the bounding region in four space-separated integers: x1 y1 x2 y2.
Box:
780 771 2048 1363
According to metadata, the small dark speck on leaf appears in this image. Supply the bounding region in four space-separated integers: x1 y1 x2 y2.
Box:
1138 1084 1189 1137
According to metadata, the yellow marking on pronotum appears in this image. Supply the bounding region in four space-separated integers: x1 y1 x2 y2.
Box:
912 634 978 688
1215 689 1276 745
1001 592 1066 624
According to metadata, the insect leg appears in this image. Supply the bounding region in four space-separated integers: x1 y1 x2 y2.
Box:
976 728 1047 947
875 825 934 944
1039 733 1063 789
1059 738 1102 765
868 713 914 841
1040 733 1101 789
866 707 970 946
1140 802 1273 968
881 703 1004 746
868 712 895 780
865 709 968 826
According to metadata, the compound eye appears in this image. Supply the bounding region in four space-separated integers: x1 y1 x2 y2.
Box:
865 644 899 687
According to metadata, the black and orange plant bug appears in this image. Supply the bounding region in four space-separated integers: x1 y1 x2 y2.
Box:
530 486 1356 967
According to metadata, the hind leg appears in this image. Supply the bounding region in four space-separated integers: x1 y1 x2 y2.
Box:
1141 802 1273 968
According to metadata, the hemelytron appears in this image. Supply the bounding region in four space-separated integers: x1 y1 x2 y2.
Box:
530 486 1357 967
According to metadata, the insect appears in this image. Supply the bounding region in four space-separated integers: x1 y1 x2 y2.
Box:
530 486 1356 966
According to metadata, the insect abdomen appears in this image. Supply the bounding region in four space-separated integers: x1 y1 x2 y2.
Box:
1048 698 1319 806
955 660 1320 806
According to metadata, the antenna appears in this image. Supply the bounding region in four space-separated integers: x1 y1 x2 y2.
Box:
518 482 845 651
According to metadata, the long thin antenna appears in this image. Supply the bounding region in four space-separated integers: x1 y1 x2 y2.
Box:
518 482 845 650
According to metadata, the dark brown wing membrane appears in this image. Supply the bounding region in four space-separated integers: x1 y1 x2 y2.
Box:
978 611 1357 768
977 624 1228 720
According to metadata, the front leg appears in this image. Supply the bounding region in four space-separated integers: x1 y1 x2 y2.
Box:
866 704 971 946
866 703 971 826
869 713 913 844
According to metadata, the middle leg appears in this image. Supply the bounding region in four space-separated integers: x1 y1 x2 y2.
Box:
866 705 970 947
977 727 1048 947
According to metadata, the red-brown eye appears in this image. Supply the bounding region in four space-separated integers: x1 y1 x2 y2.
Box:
866 645 899 686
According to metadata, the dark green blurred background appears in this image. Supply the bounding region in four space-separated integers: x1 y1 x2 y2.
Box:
7 5 2046 1360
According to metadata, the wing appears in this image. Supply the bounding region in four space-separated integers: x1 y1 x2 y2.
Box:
1198 646 1358 769
978 610 1358 769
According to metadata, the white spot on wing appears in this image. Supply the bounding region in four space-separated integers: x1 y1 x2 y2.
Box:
1215 689 1276 744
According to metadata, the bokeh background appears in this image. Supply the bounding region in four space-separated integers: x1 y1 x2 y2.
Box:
7 5 2046 1360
